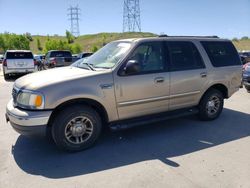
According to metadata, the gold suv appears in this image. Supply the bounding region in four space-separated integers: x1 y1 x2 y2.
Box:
6 36 242 151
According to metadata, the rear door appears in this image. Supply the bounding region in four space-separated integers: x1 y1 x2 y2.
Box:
6 52 34 69
167 41 208 110
63 51 73 66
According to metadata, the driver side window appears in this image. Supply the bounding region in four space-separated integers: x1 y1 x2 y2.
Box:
129 42 165 73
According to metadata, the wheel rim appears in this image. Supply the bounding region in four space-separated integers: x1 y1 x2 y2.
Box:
206 95 220 116
64 116 94 144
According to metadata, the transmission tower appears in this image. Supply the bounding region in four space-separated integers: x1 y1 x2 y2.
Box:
68 5 81 37
123 0 141 32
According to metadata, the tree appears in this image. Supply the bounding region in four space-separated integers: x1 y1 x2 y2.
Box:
44 39 72 53
91 45 99 53
0 35 6 53
232 38 238 42
241 36 249 40
36 38 43 51
66 30 74 44
71 43 82 54
25 32 33 41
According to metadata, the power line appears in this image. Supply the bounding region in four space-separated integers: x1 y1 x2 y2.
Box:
68 5 81 37
123 0 141 32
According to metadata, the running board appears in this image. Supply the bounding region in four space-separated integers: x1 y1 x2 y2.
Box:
109 107 199 131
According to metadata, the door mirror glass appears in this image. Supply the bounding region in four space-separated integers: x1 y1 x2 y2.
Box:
125 60 140 75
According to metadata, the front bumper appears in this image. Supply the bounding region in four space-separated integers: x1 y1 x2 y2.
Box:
6 100 52 137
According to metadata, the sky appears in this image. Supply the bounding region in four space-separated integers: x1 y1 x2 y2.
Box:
0 0 249 39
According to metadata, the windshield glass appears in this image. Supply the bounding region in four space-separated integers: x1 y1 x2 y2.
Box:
72 41 132 69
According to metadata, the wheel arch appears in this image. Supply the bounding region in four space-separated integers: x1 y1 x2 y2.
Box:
47 98 109 127
200 83 228 104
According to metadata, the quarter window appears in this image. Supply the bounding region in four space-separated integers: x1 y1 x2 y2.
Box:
168 41 205 71
201 41 241 67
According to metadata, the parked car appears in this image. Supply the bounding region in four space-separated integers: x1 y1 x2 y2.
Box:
243 63 250 92
78 52 93 59
239 51 250 65
2 50 37 80
6 36 242 151
34 54 45 62
44 50 73 68
0 54 3 64
34 54 46 71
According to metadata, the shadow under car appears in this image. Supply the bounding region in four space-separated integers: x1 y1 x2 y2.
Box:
12 108 250 179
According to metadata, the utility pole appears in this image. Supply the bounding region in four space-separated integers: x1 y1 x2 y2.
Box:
123 0 141 32
68 5 81 37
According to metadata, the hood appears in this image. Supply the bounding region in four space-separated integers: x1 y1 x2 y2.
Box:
15 66 104 90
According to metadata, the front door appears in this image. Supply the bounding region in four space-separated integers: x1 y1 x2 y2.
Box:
113 41 170 120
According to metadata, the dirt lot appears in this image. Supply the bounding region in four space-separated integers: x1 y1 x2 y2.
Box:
0 72 250 188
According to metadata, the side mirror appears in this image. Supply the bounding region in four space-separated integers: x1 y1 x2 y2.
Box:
124 60 140 75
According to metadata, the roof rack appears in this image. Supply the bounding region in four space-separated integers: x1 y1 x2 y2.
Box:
158 35 219 38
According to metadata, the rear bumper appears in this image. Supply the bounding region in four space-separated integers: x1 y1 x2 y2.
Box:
3 66 37 74
243 81 250 87
243 75 250 87
6 100 52 137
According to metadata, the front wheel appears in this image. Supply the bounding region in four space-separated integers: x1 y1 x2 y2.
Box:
52 105 102 152
198 89 224 121
245 85 250 93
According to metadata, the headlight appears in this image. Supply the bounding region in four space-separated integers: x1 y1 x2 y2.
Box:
16 90 45 109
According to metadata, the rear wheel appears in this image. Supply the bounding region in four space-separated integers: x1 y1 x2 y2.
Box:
3 71 10 80
198 89 224 121
52 105 102 152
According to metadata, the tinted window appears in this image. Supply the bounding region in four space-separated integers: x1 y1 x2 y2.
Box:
6 52 33 59
81 53 93 58
168 42 205 71
128 42 165 73
201 41 241 67
50 51 72 58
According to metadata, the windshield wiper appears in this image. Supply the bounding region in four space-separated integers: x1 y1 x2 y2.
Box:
77 63 95 71
85 63 95 71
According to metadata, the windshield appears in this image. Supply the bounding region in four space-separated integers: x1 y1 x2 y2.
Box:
72 41 132 69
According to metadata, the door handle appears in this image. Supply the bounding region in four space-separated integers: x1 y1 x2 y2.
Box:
200 72 207 78
154 77 165 83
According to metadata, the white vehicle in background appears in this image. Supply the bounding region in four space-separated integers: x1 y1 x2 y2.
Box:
2 50 37 80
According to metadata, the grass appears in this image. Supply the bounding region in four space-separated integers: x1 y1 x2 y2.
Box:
29 32 250 54
232 39 250 51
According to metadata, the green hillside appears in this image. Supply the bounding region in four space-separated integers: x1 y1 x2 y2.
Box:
232 39 250 51
29 32 250 54
30 32 156 54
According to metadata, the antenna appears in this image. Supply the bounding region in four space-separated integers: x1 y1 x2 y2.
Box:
68 5 81 37
123 0 141 32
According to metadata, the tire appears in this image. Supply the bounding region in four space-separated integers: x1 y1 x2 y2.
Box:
198 89 224 121
245 85 250 93
51 105 102 152
3 73 10 80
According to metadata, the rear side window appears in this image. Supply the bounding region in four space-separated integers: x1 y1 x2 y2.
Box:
6 52 33 59
50 51 71 57
201 41 241 67
167 41 205 71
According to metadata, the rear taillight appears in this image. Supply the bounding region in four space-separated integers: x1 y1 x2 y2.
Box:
50 58 56 65
244 62 250 70
34 59 38 66
3 59 7 66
